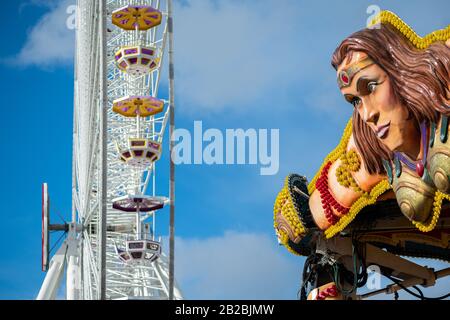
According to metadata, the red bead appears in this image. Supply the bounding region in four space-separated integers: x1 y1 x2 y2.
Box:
416 162 424 177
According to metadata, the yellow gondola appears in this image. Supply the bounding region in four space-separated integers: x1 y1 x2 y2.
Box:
112 5 162 31
113 96 164 117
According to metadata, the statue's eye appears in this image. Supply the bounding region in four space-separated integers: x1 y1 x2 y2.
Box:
351 97 361 108
367 82 378 93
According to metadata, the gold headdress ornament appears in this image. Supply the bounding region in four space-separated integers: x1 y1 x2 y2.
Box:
368 10 450 50
337 57 374 89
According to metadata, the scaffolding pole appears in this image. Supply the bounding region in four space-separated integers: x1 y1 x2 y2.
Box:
168 0 175 301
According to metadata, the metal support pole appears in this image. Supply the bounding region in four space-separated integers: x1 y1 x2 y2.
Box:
358 267 450 300
99 0 108 300
137 115 141 137
66 223 81 300
37 242 68 300
136 204 141 239
168 0 175 301
71 16 79 225
71 102 77 224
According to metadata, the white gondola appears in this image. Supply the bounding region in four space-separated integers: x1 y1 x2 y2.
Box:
114 239 162 264
115 45 160 76
116 138 162 168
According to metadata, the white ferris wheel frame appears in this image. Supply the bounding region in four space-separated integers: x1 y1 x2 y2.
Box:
37 0 182 300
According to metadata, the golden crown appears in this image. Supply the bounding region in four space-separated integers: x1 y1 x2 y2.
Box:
368 10 450 50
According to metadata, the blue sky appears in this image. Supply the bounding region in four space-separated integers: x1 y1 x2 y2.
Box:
0 0 449 300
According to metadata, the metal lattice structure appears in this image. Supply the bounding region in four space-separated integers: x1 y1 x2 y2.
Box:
37 0 182 300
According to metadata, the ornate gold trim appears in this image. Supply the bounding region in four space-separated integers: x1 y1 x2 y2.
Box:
412 191 450 232
368 11 450 50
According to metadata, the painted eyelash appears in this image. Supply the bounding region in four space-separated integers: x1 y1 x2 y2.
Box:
368 80 379 86
368 79 384 89
350 97 361 107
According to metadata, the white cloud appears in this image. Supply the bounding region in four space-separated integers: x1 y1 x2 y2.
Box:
174 0 306 114
12 0 75 68
174 231 302 299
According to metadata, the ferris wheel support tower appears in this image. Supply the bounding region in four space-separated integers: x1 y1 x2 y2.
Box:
37 0 181 300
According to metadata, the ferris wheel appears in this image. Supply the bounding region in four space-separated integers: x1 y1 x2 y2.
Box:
37 0 182 300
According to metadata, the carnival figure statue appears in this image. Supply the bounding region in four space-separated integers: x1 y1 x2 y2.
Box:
274 11 450 300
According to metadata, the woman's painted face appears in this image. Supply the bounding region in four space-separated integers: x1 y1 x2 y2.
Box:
337 51 416 153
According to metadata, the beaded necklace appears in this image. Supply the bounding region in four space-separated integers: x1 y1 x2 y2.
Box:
315 162 349 225
394 121 428 177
